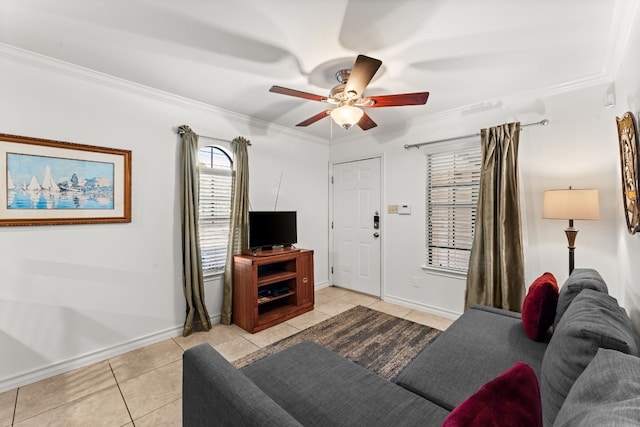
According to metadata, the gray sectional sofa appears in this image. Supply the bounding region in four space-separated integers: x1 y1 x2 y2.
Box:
183 269 640 426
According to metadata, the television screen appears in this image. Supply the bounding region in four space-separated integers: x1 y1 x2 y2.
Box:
248 211 297 250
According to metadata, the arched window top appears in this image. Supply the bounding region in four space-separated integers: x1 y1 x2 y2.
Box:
199 145 232 169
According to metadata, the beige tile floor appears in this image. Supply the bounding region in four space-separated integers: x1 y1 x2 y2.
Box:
0 287 454 427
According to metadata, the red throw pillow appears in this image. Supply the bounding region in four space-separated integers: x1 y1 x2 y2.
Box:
442 362 542 427
521 272 559 341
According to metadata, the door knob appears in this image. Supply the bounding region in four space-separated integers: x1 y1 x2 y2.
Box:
373 232 380 238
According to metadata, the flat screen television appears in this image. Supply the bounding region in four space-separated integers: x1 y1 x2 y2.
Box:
248 211 297 250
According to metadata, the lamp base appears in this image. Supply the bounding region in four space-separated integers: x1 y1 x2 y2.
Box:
564 221 578 275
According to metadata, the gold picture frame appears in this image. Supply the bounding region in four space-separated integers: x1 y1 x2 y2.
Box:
616 112 640 234
1 133 131 226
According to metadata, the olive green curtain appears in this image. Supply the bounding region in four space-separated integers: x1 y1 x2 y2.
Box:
178 125 211 336
465 122 525 312
221 136 251 325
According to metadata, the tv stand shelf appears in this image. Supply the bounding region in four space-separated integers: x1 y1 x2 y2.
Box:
257 270 298 287
233 249 314 333
258 291 295 305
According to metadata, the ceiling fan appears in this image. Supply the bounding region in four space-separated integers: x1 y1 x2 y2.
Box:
269 55 429 131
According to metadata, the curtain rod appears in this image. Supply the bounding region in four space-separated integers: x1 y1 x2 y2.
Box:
403 119 550 150
174 126 249 145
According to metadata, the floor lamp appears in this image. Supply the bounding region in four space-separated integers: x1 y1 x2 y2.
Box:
543 188 600 274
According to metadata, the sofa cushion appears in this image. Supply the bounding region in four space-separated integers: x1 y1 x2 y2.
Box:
553 348 640 426
553 268 607 330
522 272 558 341
442 361 542 427
241 341 450 426
395 305 548 411
182 343 303 427
540 289 639 426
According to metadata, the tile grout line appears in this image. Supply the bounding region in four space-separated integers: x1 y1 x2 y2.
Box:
170 337 182 351
11 388 18 427
108 361 134 426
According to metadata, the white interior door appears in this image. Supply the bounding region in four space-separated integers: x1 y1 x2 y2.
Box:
332 157 381 296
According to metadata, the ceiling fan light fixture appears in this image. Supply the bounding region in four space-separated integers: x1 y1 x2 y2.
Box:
270 54 428 132
330 105 363 129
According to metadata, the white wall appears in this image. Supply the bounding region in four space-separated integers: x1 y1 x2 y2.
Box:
610 2 640 332
0 47 329 391
330 82 623 319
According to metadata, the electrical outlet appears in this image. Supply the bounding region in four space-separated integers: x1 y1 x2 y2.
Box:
388 204 399 214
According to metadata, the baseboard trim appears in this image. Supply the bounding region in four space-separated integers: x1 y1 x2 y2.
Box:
2 281 326 392
0 313 221 393
382 295 462 320
314 281 331 291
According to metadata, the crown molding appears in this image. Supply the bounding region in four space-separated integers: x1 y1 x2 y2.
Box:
330 1 638 145
0 43 329 146
332 69 616 147
3 0 636 149
328 71 612 146
603 0 639 78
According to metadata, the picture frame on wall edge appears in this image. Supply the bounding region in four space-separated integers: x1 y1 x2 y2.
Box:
0 133 132 226
616 111 640 235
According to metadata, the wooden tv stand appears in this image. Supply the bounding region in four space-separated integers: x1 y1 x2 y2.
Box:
232 249 314 333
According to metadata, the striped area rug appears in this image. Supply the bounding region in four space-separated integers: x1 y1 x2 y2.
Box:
233 305 442 381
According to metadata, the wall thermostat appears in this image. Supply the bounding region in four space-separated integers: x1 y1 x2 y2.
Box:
398 204 411 215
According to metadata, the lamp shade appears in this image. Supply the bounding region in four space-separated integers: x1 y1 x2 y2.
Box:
330 105 364 129
542 189 600 220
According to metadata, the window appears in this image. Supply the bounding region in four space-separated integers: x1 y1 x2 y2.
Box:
425 143 481 274
198 146 232 275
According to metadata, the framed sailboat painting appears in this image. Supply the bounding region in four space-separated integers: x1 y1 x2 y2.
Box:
0 133 131 226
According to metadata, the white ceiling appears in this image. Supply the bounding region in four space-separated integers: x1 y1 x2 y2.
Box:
0 0 635 142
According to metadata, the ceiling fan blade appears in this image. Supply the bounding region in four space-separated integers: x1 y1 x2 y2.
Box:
296 110 331 127
357 112 378 131
270 85 328 102
364 92 430 108
344 55 382 99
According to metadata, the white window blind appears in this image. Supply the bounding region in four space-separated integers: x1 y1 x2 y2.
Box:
198 146 232 274
426 145 481 273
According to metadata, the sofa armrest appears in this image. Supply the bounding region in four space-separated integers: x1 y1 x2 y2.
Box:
183 343 303 427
